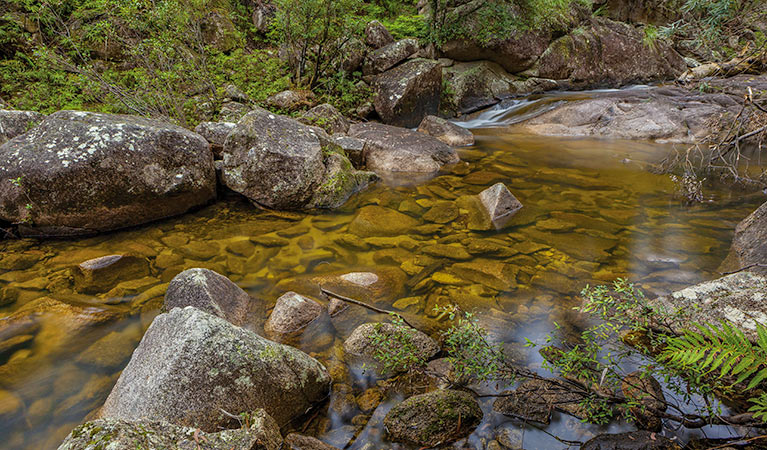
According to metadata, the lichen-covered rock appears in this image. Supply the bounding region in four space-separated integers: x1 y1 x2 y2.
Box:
645 272 767 344
526 17 686 86
100 306 331 430
478 183 523 226
298 104 350 134
417 115 474 146
348 122 459 174
365 20 394 49
383 390 482 446
57 410 282 450
264 292 324 337
73 254 150 295
195 121 236 158
0 110 44 145
0 110 216 237
344 322 439 374
373 58 441 128
220 101 251 122
265 90 315 112
331 135 366 168
222 108 371 210
164 268 255 326
720 200 767 274
362 38 418 76
441 61 517 114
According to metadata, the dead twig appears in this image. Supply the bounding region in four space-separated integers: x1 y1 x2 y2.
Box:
318 286 418 329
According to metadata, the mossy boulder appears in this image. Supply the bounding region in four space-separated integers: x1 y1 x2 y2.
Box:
343 322 439 374
441 61 518 114
99 306 331 430
57 410 282 450
383 389 482 446
298 104 350 135
308 152 377 209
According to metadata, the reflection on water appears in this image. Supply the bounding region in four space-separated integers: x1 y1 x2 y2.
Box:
0 125 763 449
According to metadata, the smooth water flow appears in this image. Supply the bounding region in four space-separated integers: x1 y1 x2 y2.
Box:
0 92 763 449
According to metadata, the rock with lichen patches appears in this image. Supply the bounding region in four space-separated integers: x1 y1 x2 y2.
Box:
99 306 331 430
165 268 257 326
0 110 216 237
373 59 442 128
0 110 45 145
343 322 439 375
383 389 482 446
362 38 418 76
57 410 282 450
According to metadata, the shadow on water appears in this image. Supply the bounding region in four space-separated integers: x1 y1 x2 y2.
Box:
0 92 765 449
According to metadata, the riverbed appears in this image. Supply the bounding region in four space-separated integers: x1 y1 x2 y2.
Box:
0 92 763 449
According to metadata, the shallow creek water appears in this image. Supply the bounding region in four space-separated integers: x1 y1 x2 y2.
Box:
0 92 765 449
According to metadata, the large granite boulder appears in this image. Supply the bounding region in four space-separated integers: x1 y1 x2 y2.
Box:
374 58 442 127
417 115 474 146
0 110 44 145
164 268 255 326
362 39 418 76
525 17 686 86
440 30 552 74
298 104 350 134
100 306 331 430
383 390 482 446
348 122 459 174
365 20 394 49
0 111 215 237
442 61 517 114
221 108 374 210
720 200 767 274
58 411 282 450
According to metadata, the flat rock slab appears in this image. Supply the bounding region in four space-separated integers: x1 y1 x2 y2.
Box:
648 271 767 344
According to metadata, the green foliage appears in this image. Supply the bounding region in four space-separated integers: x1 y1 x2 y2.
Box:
369 315 430 374
659 0 744 58
381 14 428 40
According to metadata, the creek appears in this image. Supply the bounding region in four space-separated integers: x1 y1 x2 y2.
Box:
0 90 763 449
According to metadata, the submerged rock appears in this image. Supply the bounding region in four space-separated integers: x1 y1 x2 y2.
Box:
164 268 254 326
100 306 331 430
417 115 474 147
362 38 418 76
73 254 150 295
58 411 282 450
344 322 439 374
348 205 420 237
0 110 216 237
374 58 442 128
221 108 372 210
348 122 459 174
0 110 44 145
383 389 482 446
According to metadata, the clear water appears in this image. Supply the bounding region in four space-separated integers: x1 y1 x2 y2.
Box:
0 96 763 449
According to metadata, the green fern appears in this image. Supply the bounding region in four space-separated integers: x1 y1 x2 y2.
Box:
661 321 767 391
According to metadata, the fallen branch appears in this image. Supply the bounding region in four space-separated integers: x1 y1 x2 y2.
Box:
720 263 767 276
319 286 417 329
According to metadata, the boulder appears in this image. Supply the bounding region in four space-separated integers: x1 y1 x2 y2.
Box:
265 90 315 111
73 254 150 294
340 38 367 73
331 135 366 168
0 110 216 237
720 200 767 274
220 101 251 122
221 108 372 210
373 58 441 128
442 61 517 114
417 115 474 146
581 431 681 450
0 110 44 145
298 104 350 134
344 322 439 374
365 20 394 49
200 11 239 52
383 390 482 446
362 39 418 76
526 17 686 86
225 84 250 103
622 371 666 431
164 268 254 327
644 272 767 344
58 411 282 450
440 30 551 74
264 291 324 337
100 306 331 430
348 122 459 174
514 87 735 142
194 121 236 158
478 183 523 226
285 433 339 450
